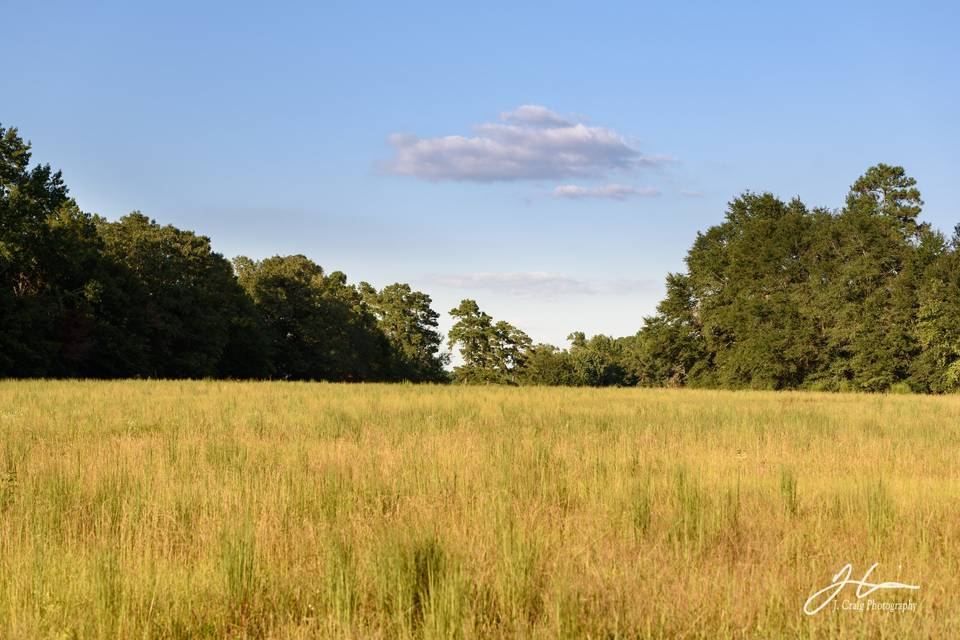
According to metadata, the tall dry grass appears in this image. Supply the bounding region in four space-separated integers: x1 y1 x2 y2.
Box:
0 381 957 638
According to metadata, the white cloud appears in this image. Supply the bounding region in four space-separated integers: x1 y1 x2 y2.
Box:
384 105 669 182
499 105 574 128
428 272 592 296
553 184 660 200
680 190 704 198
425 271 657 298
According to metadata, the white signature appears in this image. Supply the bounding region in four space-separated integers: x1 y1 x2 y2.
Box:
803 563 920 615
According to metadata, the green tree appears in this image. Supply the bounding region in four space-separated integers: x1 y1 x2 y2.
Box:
519 343 576 385
913 233 960 392
448 299 531 384
235 255 389 381
566 332 630 386
636 165 937 392
361 282 448 382
633 273 708 386
829 167 932 390
0 124 135 377
846 163 923 237
686 194 824 388
97 213 268 378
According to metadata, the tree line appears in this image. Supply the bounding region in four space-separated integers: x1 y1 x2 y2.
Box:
1 124 446 381
4 123 960 391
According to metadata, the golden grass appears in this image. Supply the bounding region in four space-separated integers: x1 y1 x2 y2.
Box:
0 381 957 638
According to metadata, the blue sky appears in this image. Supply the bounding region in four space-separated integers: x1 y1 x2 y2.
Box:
3 1 958 347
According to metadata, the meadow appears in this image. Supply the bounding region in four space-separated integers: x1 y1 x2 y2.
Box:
0 381 957 638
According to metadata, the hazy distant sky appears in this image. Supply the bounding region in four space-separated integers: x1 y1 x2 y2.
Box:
3 1 958 346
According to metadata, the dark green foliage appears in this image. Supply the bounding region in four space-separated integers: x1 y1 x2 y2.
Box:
631 164 957 392
846 163 923 237
913 240 960 392
0 124 131 377
96 213 270 378
521 344 577 386
630 273 708 387
520 333 635 387
0 123 445 382
361 282 449 382
4 120 960 391
681 194 826 389
234 258 445 382
233 255 392 381
448 299 531 384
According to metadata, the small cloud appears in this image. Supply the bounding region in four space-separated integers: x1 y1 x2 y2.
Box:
680 190 704 198
499 104 575 128
428 272 593 297
425 272 657 298
553 184 660 200
383 105 670 182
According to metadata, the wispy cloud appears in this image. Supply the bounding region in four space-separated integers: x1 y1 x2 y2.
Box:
384 105 670 182
499 104 574 128
680 190 704 198
553 184 660 200
425 271 657 298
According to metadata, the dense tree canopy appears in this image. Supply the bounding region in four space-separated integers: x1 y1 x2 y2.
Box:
234 255 391 381
1 124 117 377
0 124 447 381
627 165 955 392
3 121 960 392
518 332 635 387
361 282 448 382
96 212 269 378
448 299 531 384
449 164 960 393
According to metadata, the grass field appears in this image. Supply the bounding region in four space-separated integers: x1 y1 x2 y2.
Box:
0 381 957 638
